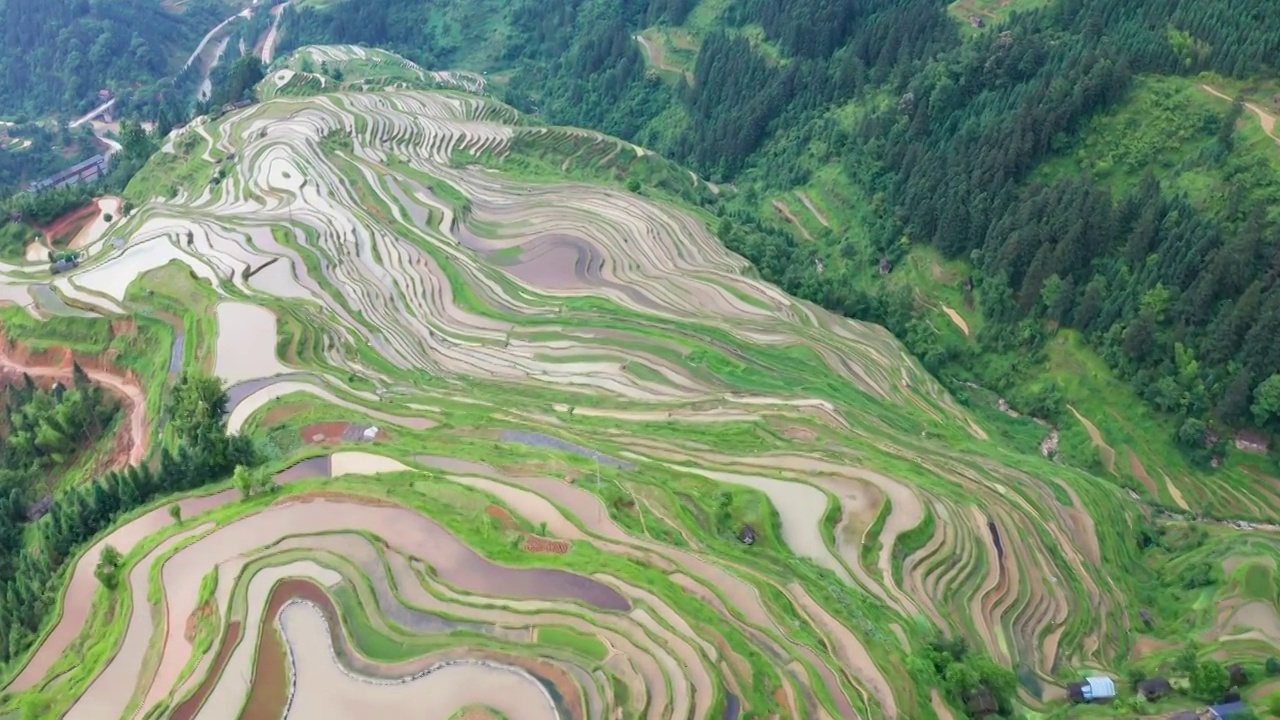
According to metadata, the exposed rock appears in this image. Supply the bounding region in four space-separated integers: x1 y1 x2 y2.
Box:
1040 428 1060 459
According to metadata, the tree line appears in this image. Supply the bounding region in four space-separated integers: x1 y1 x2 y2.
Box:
0 373 256 664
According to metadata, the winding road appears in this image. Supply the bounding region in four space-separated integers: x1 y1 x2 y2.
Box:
1202 84 1280 147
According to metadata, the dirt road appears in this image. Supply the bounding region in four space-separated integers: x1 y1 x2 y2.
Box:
772 199 814 241
797 192 831 228
69 99 115 128
941 306 970 335
261 2 290 64
1201 84 1280 146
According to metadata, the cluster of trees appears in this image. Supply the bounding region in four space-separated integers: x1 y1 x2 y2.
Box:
0 0 223 115
0 373 256 663
200 56 265 112
913 635 1017 718
0 364 119 490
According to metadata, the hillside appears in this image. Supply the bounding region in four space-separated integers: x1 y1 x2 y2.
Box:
275 0 1280 497
0 0 233 117
0 45 1277 720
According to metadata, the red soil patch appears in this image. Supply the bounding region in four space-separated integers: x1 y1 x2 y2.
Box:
782 426 817 443
1130 634 1174 658
301 421 350 444
37 202 98 246
300 421 388 445
262 400 312 426
110 318 138 337
272 491 400 508
1126 448 1159 496
773 687 786 704
486 504 516 529
184 600 215 643
0 331 148 472
522 535 571 554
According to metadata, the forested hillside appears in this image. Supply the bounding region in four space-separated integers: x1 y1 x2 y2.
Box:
277 0 1280 470
0 372 254 663
0 0 223 115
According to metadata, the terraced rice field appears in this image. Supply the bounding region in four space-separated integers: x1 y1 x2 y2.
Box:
1 45 1276 720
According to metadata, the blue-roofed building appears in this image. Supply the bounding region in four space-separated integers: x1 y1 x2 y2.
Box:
1067 676 1116 703
1209 701 1249 719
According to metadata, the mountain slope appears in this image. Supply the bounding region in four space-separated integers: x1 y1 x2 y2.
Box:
0 47 1274 719
0 0 230 116
274 0 1280 487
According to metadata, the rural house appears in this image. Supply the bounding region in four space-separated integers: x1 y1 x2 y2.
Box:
50 256 80 274
1208 700 1250 719
27 154 110 193
1067 676 1116 703
963 686 998 718
1137 677 1172 701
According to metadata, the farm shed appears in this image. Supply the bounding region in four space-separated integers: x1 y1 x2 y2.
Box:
1137 677 1172 700
1067 676 1116 703
1209 701 1249 719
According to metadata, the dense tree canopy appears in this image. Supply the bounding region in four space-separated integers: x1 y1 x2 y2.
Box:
0 0 222 115
0 372 256 664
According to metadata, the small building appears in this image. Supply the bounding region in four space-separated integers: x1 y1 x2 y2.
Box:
738 525 757 545
963 687 998 718
97 88 113 100
1227 663 1248 688
25 494 53 521
28 154 110 192
1137 677 1172 701
878 256 893 274
1067 676 1116 703
1139 609 1154 628
220 98 256 114
968 14 986 28
1208 701 1250 719
50 257 79 274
